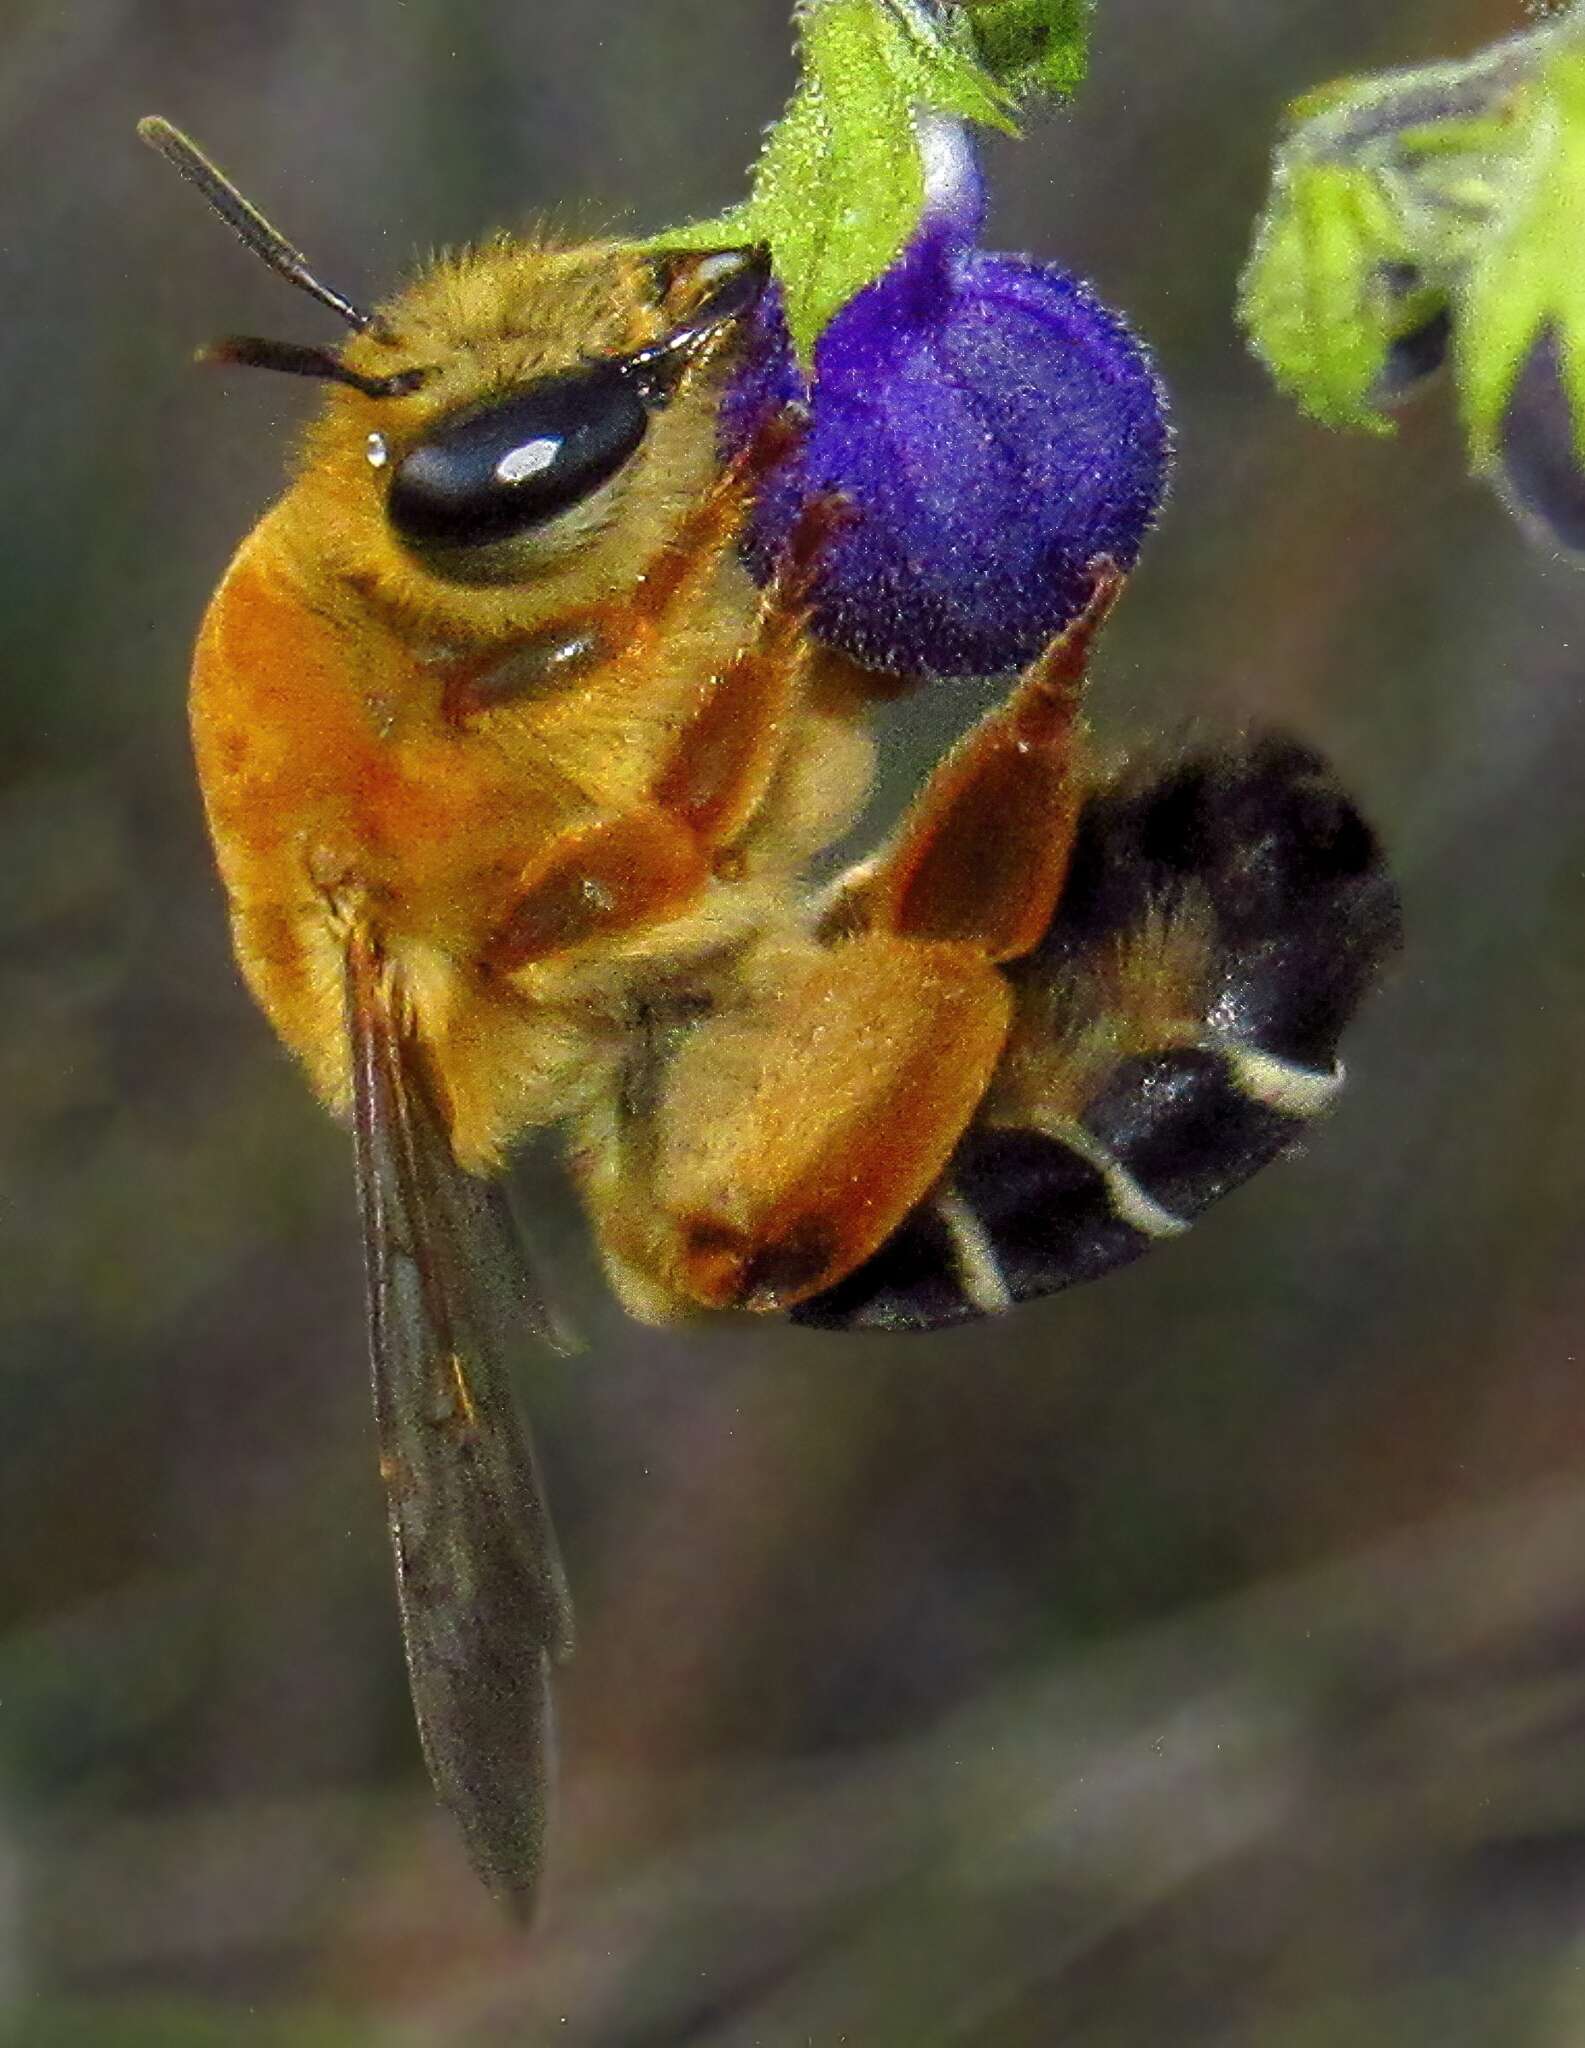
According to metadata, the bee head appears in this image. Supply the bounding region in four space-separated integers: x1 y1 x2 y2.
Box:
140 116 769 624
347 243 769 587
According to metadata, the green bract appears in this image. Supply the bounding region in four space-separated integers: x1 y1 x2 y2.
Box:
958 0 1093 99
1460 43 1585 471
1239 7 1585 552
1240 36 1536 435
655 0 1092 361
1241 160 1423 434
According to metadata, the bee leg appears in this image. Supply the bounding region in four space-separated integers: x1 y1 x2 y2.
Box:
441 409 805 728
626 404 807 630
576 934 1014 1315
649 490 849 855
482 809 712 971
576 562 1127 1315
481 493 847 972
824 560 1124 960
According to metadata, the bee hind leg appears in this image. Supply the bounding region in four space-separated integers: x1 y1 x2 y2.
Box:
795 737 1401 1330
574 931 1014 1317
574 565 1132 1318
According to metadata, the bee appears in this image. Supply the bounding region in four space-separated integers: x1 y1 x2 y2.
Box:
142 118 1400 1914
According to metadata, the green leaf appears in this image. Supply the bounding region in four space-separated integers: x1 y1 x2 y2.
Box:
958 0 1093 100
651 0 1016 362
1458 45 1585 472
1239 160 1420 434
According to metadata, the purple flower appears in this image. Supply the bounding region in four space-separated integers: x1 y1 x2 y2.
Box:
722 131 1171 677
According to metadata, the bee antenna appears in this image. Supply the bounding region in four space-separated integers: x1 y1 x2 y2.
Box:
139 116 389 340
199 335 428 400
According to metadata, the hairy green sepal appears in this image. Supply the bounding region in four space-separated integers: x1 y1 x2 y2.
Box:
1240 46 1536 434
1241 161 1421 434
957 0 1093 98
1241 9 1585 499
1460 44 1585 471
655 0 1097 363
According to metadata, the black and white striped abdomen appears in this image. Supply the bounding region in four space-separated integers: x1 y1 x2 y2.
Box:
795 736 1401 1332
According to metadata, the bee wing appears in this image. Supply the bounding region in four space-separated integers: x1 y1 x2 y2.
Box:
344 926 575 1916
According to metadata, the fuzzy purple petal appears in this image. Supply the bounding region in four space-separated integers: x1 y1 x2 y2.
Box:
722 224 1171 676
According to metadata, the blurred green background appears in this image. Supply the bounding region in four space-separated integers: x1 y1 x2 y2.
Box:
6 1 1585 2041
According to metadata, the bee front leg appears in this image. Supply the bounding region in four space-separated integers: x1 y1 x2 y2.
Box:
649 489 851 858
626 404 808 631
480 495 849 972
442 408 805 728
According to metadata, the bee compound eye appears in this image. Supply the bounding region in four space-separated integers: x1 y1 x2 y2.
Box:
388 362 650 554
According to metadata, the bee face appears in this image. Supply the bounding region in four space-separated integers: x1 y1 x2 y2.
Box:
293 242 770 614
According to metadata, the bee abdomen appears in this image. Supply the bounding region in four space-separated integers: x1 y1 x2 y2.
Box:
792 1050 1313 1332
794 736 1400 1333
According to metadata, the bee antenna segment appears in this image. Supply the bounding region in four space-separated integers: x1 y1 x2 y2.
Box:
139 115 392 340
198 335 428 400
